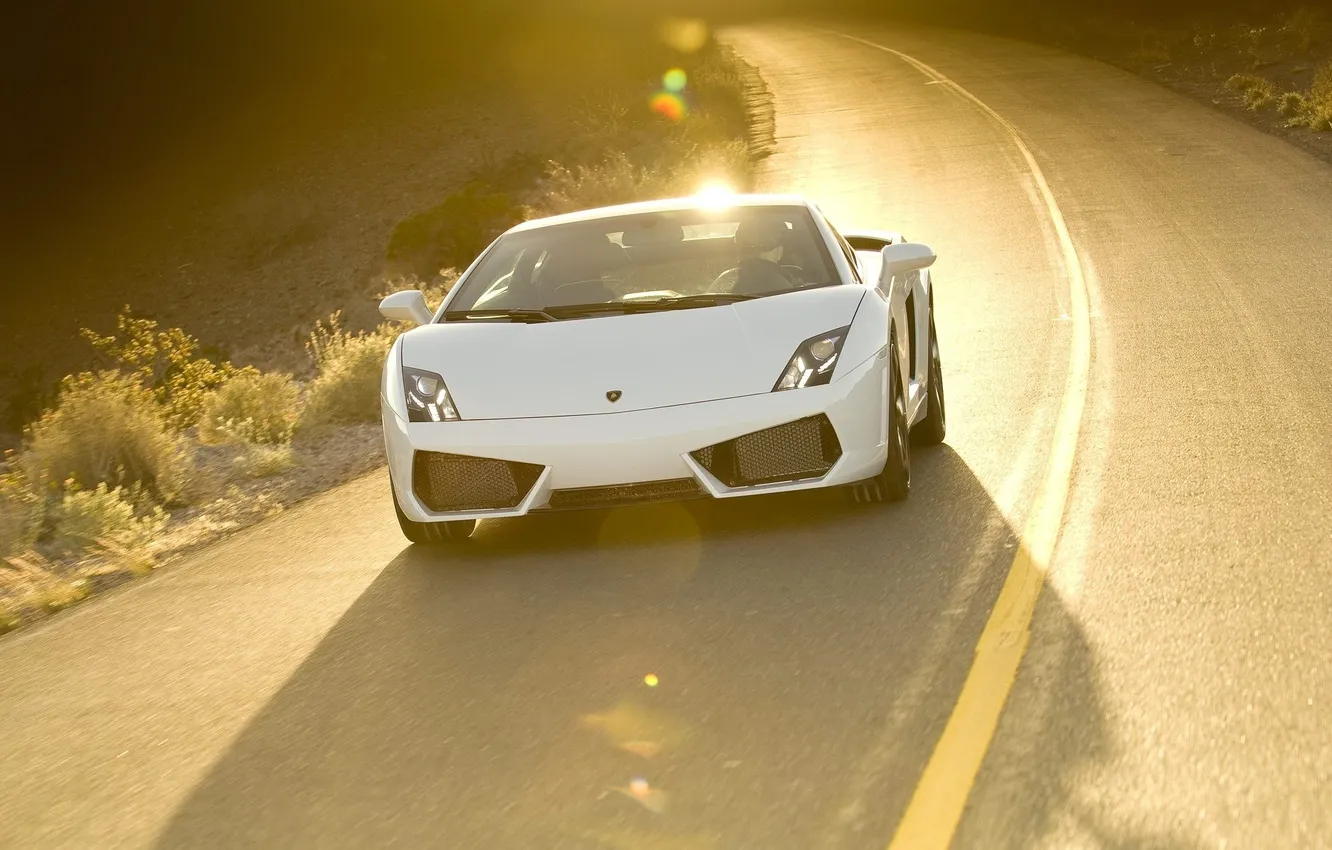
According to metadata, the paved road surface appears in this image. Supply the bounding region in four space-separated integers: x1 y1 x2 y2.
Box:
4 21 1332 850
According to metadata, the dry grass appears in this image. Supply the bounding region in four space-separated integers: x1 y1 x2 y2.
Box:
0 551 89 633
540 140 750 216
1279 90 1310 116
22 371 194 507
385 183 533 280
1283 7 1326 54
1227 73 1281 107
1228 61 1332 129
0 463 42 557
298 313 396 431
50 483 167 556
1305 60 1332 129
82 309 236 432
201 368 300 445
1036 6 1332 152
383 41 760 271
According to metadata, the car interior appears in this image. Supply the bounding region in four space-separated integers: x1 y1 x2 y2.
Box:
459 208 841 313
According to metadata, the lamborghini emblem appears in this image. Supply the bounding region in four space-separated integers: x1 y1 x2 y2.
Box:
606 390 622 403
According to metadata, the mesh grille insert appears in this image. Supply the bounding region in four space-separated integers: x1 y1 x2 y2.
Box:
691 415 841 488
547 478 703 511
412 452 543 512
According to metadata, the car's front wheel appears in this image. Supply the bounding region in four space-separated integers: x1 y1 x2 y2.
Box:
393 485 476 545
850 338 911 503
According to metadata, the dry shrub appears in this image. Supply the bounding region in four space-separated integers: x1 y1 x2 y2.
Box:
374 270 459 316
1283 7 1326 53
542 141 749 215
23 371 193 506
298 313 395 431
1227 73 1279 108
82 308 236 431
386 183 530 279
0 463 42 557
1279 90 1309 117
0 550 89 627
1308 60 1332 130
201 368 300 445
51 483 167 555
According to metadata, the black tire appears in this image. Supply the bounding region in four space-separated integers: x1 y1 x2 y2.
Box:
878 339 912 501
848 337 911 504
912 312 946 446
393 486 476 545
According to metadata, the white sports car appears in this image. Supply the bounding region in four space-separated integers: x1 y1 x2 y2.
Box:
378 194 945 543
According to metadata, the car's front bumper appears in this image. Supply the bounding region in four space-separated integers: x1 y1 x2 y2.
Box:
384 352 890 523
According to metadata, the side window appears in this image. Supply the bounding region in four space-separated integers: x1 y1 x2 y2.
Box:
832 229 863 284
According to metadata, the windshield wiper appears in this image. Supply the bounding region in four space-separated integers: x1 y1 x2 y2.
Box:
644 293 756 309
442 309 557 323
549 293 756 317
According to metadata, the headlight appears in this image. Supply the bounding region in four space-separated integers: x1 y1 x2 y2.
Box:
403 366 460 421
773 326 850 391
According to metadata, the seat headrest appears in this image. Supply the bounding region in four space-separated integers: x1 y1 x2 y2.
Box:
538 233 629 284
735 217 789 251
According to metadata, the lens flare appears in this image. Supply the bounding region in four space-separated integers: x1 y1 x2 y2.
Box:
663 68 687 93
658 17 709 53
650 91 686 122
644 673 659 687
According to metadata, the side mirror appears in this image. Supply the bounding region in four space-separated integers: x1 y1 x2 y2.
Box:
880 243 936 280
379 290 432 325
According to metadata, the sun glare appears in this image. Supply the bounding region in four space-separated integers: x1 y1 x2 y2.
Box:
695 181 736 207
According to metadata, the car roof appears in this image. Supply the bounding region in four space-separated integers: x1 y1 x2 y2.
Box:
505 194 816 235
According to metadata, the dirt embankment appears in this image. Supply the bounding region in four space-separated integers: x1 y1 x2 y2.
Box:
2 64 550 439
1032 9 1332 166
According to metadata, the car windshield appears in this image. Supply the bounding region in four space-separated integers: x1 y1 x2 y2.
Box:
442 205 841 320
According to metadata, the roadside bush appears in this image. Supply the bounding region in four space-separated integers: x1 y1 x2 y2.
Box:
23 371 192 506
1307 60 1332 130
51 483 167 555
542 141 749 215
83 308 236 431
386 183 530 279
1279 91 1309 117
0 464 42 556
298 314 395 431
1227 73 1279 108
200 368 300 445
0 550 89 629
373 270 459 315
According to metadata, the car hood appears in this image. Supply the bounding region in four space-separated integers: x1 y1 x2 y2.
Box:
401 286 866 420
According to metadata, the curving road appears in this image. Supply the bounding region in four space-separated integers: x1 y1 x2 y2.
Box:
4 21 1332 850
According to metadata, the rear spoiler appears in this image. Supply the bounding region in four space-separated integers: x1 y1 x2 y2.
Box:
841 230 905 251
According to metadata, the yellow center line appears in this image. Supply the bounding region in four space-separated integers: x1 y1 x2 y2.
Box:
826 30 1093 850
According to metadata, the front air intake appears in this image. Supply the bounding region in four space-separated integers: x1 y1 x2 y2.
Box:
691 415 842 488
412 452 543 512
547 478 704 511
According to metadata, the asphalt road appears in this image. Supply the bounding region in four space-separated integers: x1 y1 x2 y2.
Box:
4 21 1332 850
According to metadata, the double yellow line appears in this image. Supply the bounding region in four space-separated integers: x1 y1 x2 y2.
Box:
831 31 1094 850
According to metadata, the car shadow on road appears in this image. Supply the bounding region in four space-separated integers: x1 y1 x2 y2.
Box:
152 446 1196 849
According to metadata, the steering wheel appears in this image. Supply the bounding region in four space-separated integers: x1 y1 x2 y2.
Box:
548 278 621 306
709 263 804 294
